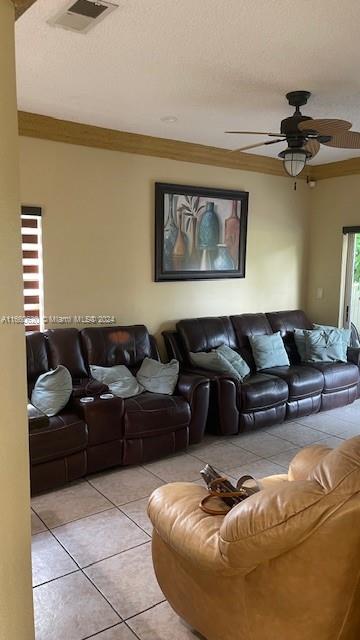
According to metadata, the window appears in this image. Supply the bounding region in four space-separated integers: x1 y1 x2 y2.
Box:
21 206 44 332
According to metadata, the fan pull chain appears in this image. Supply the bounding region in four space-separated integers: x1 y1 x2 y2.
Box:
294 181 297 191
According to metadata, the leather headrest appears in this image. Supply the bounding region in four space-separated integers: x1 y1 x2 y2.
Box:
177 317 237 356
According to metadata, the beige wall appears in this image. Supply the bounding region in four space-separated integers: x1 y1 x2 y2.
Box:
19 137 309 347
306 175 360 325
0 2 34 639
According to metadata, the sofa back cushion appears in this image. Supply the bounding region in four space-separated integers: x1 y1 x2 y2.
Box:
230 313 273 369
266 310 313 363
81 325 157 371
26 331 49 394
46 328 88 379
177 317 237 364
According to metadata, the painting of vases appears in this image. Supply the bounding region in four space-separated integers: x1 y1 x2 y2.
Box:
155 183 248 281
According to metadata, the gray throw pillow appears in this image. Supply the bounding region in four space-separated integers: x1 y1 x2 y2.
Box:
189 350 241 380
249 332 290 371
214 344 250 380
31 365 72 417
90 364 143 398
136 358 179 395
303 329 347 363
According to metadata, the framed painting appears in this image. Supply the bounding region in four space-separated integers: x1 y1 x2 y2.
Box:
155 182 248 281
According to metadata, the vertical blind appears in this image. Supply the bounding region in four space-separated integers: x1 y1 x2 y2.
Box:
21 206 43 332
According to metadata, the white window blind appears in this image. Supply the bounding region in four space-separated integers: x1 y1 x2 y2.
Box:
21 206 44 332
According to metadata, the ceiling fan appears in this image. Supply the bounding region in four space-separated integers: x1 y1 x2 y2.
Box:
226 90 360 177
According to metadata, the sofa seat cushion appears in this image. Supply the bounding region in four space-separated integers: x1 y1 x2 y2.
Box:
309 361 359 393
239 374 288 412
124 392 190 438
263 365 324 400
29 412 87 465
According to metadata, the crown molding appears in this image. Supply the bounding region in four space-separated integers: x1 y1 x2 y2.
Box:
12 0 37 20
18 111 291 178
309 157 360 181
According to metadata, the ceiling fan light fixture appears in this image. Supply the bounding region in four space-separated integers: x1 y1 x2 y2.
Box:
279 147 307 177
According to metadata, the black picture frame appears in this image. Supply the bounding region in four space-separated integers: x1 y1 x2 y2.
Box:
155 182 248 282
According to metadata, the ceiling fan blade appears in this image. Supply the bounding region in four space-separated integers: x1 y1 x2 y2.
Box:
304 139 320 158
298 118 352 136
322 130 360 149
230 138 285 153
225 130 283 137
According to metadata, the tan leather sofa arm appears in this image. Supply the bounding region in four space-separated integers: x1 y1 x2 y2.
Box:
288 444 331 481
148 483 233 573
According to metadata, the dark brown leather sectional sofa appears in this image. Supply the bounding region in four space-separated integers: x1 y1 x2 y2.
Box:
163 310 360 436
27 325 210 494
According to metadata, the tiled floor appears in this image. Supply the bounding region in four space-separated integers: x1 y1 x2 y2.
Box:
31 401 360 639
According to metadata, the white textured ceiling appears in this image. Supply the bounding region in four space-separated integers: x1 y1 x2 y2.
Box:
15 0 360 164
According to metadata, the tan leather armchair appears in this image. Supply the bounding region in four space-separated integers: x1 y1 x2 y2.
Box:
148 437 360 640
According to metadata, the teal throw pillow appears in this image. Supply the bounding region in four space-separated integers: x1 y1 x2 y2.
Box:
189 350 241 380
303 328 347 363
249 332 289 371
136 358 179 395
213 344 250 381
313 324 350 360
31 365 72 417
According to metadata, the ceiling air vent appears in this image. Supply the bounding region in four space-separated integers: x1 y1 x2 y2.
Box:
48 0 118 34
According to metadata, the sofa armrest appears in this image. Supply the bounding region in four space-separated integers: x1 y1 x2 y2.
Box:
176 372 209 401
28 403 49 431
148 483 231 573
180 368 239 436
176 373 210 444
347 347 360 366
288 444 331 481
71 395 124 445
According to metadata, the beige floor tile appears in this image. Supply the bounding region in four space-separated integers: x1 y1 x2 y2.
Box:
128 601 200 639
224 457 288 481
265 422 328 446
91 623 139 639
190 442 258 471
88 467 163 506
31 509 47 535
32 481 112 528
144 453 204 482
120 498 153 535
33 571 119 640
189 433 224 453
335 424 360 439
267 446 302 468
230 431 295 457
329 400 360 424
53 508 149 567
32 532 78 587
85 542 164 619
312 435 345 449
296 411 358 435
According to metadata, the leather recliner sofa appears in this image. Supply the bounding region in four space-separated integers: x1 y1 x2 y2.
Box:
148 436 360 640
27 325 210 494
163 309 360 435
